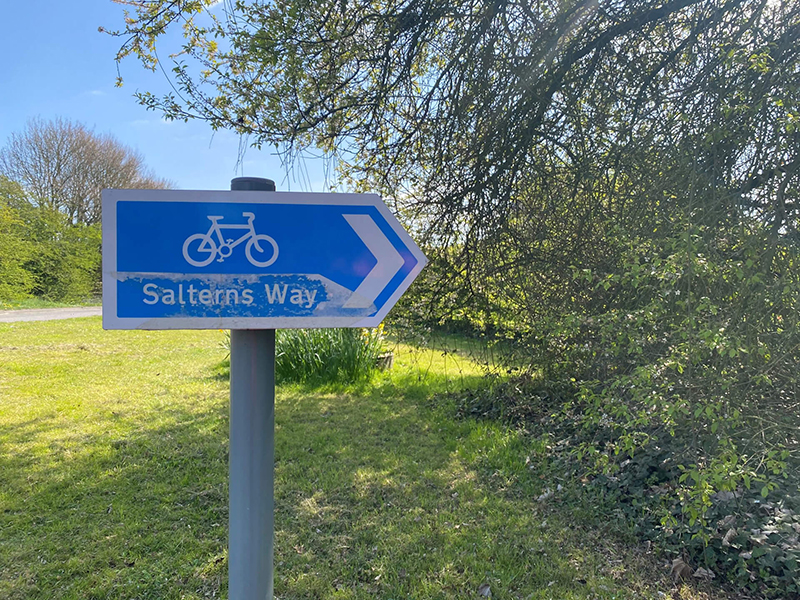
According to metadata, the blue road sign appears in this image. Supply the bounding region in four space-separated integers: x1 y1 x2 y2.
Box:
102 189 427 329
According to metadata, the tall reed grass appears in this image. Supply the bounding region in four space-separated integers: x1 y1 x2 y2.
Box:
221 327 387 383
275 327 385 383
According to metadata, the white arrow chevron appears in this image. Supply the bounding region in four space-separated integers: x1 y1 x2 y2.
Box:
342 214 405 309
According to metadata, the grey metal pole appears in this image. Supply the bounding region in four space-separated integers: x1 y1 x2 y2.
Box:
229 176 277 600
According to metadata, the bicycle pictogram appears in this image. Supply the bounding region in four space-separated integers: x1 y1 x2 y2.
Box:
182 212 279 267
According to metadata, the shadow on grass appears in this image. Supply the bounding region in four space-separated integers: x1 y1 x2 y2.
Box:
0 401 230 600
2 369 639 600
209 359 231 381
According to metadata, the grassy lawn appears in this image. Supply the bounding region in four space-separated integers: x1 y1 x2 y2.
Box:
0 297 102 310
0 318 712 599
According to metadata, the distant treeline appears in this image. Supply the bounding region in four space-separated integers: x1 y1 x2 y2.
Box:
0 177 100 304
0 117 170 306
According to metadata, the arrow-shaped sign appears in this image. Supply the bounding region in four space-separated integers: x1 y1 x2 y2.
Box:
102 189 427 330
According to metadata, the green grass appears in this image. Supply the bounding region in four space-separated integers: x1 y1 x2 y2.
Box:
0 297 101 310
0 319 708 599
276 327 385 383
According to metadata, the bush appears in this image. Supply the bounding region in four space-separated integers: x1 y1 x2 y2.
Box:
0 204 35 303
517 220 799 595
0 178 35 303
24 215 101 301
275 326 386 383
221 326 387 384
442 217 800 596
0 177 101 303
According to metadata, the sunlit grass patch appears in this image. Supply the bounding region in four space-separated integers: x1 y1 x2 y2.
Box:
0 318 710 599
0 297 101 310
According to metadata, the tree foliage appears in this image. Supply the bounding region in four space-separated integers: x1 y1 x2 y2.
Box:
0 178 35 301
0 117 171 225
0 176 102 304
111 0 799 318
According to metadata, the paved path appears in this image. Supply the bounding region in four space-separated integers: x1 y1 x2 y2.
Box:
0 307 102 323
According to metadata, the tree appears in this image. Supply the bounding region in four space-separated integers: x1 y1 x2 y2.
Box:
0 175 103 303
0 117 171 225
111 0 799 313
0 177 35 302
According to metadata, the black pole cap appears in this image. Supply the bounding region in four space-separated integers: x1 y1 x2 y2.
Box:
230 177 276 191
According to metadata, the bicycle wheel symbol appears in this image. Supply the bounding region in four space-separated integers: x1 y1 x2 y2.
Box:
183 234 218 267
245 235 279 267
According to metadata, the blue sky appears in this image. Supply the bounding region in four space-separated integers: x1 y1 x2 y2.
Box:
0 0 328 192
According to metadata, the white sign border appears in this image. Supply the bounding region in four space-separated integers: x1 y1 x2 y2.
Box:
102 189 427 330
